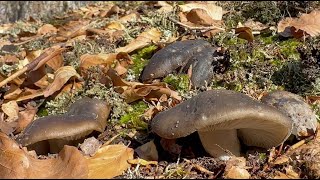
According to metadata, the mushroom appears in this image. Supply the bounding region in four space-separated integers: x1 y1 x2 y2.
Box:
151 89 293 160
16 97 111 154
261 90 318 138
140 39 212 82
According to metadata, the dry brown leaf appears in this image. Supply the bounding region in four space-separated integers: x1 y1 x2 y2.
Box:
278 10 320 38
243 19 269 31
57 20 90 40
15 88 44 102
224 157 251 179
115 28 162 53
235 27 254 42
1 100 19 122
46 53 64 71
106 21 125 30
37 24 58 35
14 104 37 133
80 53 117 70
135 140 158 161
179 2 223 21
186 8 218 26
118 13 139 23
0 132 88 178
4 84 22 100
87 144 134 178
43 66 80 97
127 158 158 166
156 1 173 13
0 113 16 135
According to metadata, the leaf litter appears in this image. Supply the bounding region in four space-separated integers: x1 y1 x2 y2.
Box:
1 1 320 179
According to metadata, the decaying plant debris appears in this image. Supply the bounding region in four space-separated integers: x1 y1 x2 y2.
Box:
1 1 320 179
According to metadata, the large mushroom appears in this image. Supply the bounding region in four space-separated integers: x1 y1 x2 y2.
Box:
151 89 293 160
16 97 111 154
261 90 318 138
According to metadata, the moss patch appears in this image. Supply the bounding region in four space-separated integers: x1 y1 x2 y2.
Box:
163 74 190 92
120 101 149 130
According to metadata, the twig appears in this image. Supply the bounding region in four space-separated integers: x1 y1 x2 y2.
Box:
168 17 225 31
0 45 65 88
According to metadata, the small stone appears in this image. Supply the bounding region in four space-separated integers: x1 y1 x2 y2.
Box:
79 137 101 156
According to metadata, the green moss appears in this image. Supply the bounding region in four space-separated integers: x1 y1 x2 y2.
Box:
260 35 278 45
37 107 49 117
163 74 190 92
278 39 302 60
129 45 158 78
120 101 149 130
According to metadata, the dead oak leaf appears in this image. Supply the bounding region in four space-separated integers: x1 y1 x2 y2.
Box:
37 24 58 36
1 100 19 122
179 2 223 21
278 10 320 38
43 66 81 97
87 144 134 178
79 53 117 71
0 132 88 178
115 28 162 53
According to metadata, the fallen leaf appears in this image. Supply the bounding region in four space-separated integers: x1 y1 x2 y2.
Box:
43 66 81 97
16 88 44 102
79 53 117 70
57 20 90 40
278 10 320 38
1 100 19 122
46 53 64 71
243 19 269 31
4 84 22 100
135 140 158 161
80 137 102 156
0 132 88 178
87 144 134 178
106 21 125 30
224 157 251 179
156 1 173 13
186 8 218 26
14 104 38 133
37 24 58 35
118 13 139 23
115 28 162 53
0 113 16 135
235 27 254 42
127 158 158 166
179 2 223 21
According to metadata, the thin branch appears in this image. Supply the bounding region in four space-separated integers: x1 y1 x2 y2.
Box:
168 17 225 31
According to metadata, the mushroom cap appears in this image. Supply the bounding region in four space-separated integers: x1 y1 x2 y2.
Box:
151 89 293 149
17 97 111 147
261 90 317 138
140 39 211 81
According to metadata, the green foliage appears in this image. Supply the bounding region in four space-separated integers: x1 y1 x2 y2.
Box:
120 101 149 130
278 39 302 60
129 45 158 78
163 74 190 92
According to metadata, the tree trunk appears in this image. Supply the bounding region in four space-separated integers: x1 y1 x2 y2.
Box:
0 1 99 24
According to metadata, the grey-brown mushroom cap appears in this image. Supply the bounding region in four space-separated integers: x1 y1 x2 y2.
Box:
151 89 293 149
16 97 111 147
261 90 318 137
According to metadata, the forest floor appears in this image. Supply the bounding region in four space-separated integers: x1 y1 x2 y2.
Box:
1 1 320 179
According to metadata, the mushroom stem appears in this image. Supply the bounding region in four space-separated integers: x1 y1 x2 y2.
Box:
198 129 240 161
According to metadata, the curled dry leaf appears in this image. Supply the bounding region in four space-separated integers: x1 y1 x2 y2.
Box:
45 53 64 71
179 2 223 21
156 1 173 13
115 28 162 53
0 132 88 178
127 158 158 166
87 144 134 178
37 24 58 35
43 66 81 97
57 20 90 40
278 10 320 38
79 53 117 70
1 100 19 122
235 27 254 42
118 13 139 24
4 84 22 100
0 113 16 135
14 103 38 133
223 157 251 179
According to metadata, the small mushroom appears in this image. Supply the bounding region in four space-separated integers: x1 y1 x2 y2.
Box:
140 39 212 82
151 90 292 160
16 97 111 154
261 90 318 138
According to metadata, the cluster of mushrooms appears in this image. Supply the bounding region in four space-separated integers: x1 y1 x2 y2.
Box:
15 39 318 161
